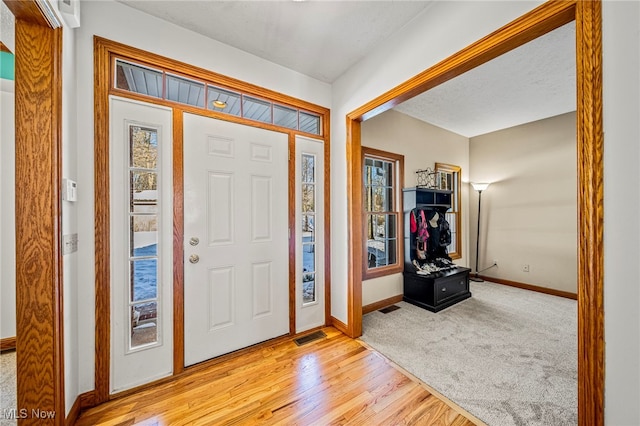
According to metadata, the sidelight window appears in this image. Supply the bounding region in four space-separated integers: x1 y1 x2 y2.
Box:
301 154 317 304
128 125 161 350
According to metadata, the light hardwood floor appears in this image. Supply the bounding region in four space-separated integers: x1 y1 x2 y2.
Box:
76 327 477 425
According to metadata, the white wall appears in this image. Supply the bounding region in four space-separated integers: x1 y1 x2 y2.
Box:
603 1 640 423
58 8 80 415
1 79 15 341
360 110 469 305
469 112 577 293
74 0 331 395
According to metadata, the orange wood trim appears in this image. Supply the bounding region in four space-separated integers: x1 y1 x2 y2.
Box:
288 135 297 335
65 390 96 426
346 118 363 339
172 110 185 375
14 17 65 423
330 316 349 336
575 1 604 423
481 276 577 300
347 1 576 123
362 295 404 315
323 116 332 327
93 36 112 404
345 1 603 425
0 41 11 53
0 336 16 351
3 0 49 27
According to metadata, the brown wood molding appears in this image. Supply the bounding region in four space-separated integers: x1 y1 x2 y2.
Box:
323 118 332 327
481 276 577 300
575 1 604 423
93 36 112 403
345 1 603 425
346 118 363 338
362 295 404 315
288 135 297 334
65 390 98 425
0 41 11 53
330 316 349 336
14 17 65 424
172 110 185 376
347 1 576 122
0 336 16 351
3 0 49 26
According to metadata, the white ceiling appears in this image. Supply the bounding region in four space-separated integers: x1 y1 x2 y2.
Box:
116 0 433 83
394 21 576 137
116 1 576 137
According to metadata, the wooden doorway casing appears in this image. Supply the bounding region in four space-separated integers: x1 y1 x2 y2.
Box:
3 0 65 423
345 1 603 424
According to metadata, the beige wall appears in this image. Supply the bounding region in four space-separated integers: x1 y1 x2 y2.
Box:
469 112 577 293
360 110 470 306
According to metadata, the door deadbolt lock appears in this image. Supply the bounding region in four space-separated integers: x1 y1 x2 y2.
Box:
189 254 200 264
189 237 200 246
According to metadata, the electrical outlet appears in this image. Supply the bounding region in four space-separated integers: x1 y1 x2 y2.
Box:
522 264 530 272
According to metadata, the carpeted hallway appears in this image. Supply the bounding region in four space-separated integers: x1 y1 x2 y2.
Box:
0 350 16 426
360 280 577 426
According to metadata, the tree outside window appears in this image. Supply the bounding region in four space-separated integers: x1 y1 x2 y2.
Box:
362 147 404 279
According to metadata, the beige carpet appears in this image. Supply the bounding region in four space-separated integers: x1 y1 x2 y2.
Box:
0 350 16 425
360 281 577 426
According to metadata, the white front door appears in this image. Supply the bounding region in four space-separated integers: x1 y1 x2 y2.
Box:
183 113 289 366
295 136 325 332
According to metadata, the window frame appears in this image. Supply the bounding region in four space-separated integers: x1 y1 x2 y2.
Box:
435 163 462 260
362 147 404 280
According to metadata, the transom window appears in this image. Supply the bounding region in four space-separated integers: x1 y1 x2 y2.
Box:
115 59 321 135
362 147 404 279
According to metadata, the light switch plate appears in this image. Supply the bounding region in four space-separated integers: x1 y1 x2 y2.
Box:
63 233 78 255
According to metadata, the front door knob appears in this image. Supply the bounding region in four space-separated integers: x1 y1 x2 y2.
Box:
189 237 200 246
189 254 200 264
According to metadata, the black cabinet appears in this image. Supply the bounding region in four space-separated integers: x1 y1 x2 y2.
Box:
402 187 471 312
403 268 471 312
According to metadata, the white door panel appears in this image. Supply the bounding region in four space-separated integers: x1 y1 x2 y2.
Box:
183 113 289 366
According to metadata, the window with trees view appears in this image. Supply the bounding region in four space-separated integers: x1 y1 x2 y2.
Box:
128 125 161 350
362 147 404 279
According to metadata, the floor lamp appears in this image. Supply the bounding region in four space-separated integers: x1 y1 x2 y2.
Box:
470 182 490 282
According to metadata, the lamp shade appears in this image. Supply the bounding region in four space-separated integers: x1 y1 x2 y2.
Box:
471 182 490 192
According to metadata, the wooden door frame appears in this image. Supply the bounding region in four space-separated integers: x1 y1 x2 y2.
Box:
93 38 331 402
345 1 603 423
3 0 65 423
